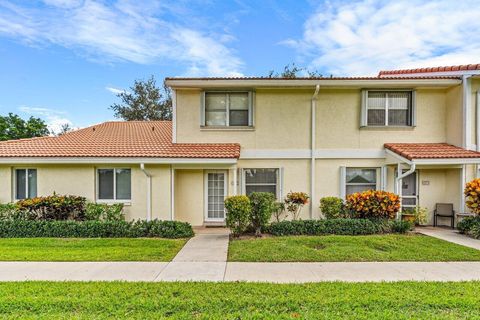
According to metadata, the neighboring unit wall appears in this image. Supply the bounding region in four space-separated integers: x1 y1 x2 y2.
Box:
174 169 204 226
0 164 173 221
316 89 448 149
446 85 463 147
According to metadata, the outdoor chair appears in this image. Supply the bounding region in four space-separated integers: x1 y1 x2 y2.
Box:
433 203 455 229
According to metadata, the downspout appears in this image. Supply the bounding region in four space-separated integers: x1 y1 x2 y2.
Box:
476 90 480 152
395 162 416 219
140 163 152 221
462 75 472 149
310 84 320 219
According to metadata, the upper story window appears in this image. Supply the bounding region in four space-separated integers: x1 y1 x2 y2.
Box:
361 90 416 127
202 91 253 127
97 168 131 201
15 168 37 200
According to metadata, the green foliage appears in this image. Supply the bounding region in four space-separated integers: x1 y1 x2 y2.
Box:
0 113 49 141
457 216 480 234
319 197 345 219
85 203 125 221
267 63 322 78
16 194 87 221
269 219 388 236
403 207 428 225
110 75 172 121
224 196 251 237
0 203 18 220
284 191 309 220
0 219 193 239
272 201 287 222
390 220 413 234
248 192 276 236
345 190 400 219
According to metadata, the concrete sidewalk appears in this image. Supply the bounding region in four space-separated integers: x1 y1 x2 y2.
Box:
2 261 480 282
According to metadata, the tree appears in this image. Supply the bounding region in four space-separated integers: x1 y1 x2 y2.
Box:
57 123 73 136
110 75 172 121
267 63 323 78
0 113 49 141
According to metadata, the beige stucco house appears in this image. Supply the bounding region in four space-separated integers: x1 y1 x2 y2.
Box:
2 63 480 226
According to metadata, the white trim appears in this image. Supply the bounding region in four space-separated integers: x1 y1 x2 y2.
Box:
461 165 466 212
310 85 320 219
233 165 237 195
172 89 177 143
204 170 228 222
412 158 480 165
339 166 346 199
170 166 175 221
166 78 461 88
0 157 238 164
463 75 472 149
240 149 386 159
477 90 480 152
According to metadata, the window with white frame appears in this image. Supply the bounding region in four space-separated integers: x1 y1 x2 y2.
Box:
345 168 377 195
243 168 278 198
97 168 131 201
364 91 414 127
203 92 252 127
15 169 37 200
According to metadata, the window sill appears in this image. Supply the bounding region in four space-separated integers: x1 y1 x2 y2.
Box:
200 126 255 131
360 126 415 131
96 200 132 206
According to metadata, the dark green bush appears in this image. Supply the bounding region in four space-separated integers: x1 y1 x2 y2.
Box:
0 219 194 238
249 192 276 236
16 194 87 221
269 218 389 236
390 220 413 234
457 216 480 234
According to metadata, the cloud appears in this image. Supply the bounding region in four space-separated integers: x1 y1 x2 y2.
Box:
105 86 125 95
0 0 243 76
19 106 74 134
285 0 480 76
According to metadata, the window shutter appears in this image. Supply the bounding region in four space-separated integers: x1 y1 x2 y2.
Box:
237 168 243 195
278 167 284 200
339 166 346 199
200 91 206 126
248 91 254 126
380 166 388 190
360 90 368 127
411 90 417 126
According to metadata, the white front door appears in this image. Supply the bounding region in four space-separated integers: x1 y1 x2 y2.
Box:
205 170 227 222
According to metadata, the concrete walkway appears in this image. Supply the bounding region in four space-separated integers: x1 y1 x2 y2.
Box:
416 227 480 250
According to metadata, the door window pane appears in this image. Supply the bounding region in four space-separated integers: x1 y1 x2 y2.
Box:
15 169 26 200
207 172 225 219
98 169 114 199
116 169 131 200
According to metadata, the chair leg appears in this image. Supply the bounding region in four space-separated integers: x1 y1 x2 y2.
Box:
452 216 455 229
434 215 436 227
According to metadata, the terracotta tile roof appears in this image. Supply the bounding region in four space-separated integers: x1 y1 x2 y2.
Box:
0 121 240 159
166 75 461 81
378 64 480 76
384 143 480 160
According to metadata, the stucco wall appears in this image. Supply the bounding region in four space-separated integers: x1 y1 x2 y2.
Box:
174 169 205 226
175 87 460 151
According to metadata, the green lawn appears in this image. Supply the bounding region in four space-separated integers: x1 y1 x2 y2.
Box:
228 234 480 262
0 238 187 261
1 281 480 318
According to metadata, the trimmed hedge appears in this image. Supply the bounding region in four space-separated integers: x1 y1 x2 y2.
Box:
0 219 194 239
268 218 410 236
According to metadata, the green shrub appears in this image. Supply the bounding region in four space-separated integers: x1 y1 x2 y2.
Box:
225 196 251 237
0 203 18 220
0 219 194 238
16 194 87 221
345 190 400 219
272 201 287 222
390 220 413 233
457 216 480 234
85 203 125 221
269 219 388 236
319 197 345 219
249 192 276 236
